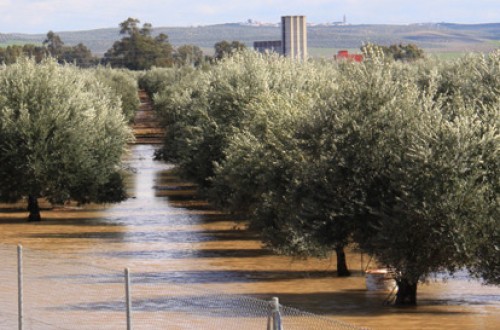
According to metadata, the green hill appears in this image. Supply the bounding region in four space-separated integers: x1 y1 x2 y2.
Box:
1 22 499 57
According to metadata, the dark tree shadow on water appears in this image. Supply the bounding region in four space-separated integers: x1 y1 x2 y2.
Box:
2 211 240 227
28 229 258 243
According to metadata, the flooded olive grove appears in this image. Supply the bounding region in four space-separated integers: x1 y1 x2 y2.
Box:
1 145 499 329
0 47 499 329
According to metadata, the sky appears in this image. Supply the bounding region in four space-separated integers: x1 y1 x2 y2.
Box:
0 0 498 34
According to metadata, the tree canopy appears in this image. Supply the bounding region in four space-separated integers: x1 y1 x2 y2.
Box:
0 58 133 221
174 44 205 67
0 44 49 65
214 40 246 60
103 18 174 70
91 66 140 122
43 30 98 67
43 31 64 55
362 43 425 61
151 50 499 306
0 31 97 67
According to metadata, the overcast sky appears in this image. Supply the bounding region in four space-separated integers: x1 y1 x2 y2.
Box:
1 0 498 34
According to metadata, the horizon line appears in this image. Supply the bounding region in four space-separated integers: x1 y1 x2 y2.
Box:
3 21 500 35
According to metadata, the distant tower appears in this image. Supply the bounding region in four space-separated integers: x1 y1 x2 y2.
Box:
343 15 347 25
281 15 307 60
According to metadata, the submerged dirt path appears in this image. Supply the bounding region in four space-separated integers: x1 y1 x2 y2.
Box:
132 90 165 144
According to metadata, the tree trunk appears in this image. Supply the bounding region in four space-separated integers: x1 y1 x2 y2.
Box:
335 244 351 277
395 277 417 306
27 195 41 222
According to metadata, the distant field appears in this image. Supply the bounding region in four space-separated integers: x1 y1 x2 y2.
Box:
0 40 42 48
310 48 471 61
488 40 500 48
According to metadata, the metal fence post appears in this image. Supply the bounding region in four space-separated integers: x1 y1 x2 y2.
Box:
17 245 23 330
125 268 132 330
267 297 283 330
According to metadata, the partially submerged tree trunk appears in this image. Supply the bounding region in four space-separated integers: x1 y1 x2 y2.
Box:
395 277 417 306
27 195 41 222
335 244 351 277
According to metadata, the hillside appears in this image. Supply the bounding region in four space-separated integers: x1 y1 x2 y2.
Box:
1 22 499 57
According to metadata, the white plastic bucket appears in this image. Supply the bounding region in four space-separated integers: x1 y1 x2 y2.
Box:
365 269 396 291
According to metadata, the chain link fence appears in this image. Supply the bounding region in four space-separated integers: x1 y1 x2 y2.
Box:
0 244 366 330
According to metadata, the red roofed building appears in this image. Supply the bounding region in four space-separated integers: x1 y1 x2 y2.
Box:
335 50 363 62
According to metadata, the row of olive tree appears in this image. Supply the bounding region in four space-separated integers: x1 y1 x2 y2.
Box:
150 50 499 305
147 52 366 279
0 58 134 221
92 66 140 122
0 32 97 67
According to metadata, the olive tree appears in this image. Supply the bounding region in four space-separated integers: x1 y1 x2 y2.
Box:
346 53 499 305
138 67 178 97
93 66 140 122
434 52 500 288
358 92 498 305
211 52 499 299
151 50 499 300
0 58 133 221
473 220 499 285
154 51 273 186
209 55 358 276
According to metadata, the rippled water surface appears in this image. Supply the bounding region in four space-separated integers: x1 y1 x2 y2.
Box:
1 145 499 329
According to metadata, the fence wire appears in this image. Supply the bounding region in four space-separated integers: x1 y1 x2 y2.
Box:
0 244 365 330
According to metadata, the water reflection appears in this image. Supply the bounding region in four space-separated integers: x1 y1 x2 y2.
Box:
45 270 341 285
95 249 273 259
58 294 285 317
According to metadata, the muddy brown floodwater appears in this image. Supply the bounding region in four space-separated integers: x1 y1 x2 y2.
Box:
1 145 499 329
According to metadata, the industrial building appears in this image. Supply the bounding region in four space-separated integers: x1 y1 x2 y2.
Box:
253 15 308 60
281 15 307 60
